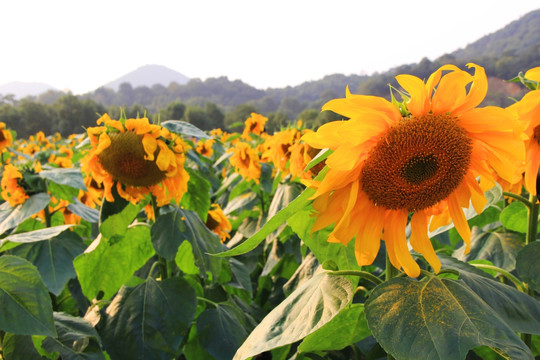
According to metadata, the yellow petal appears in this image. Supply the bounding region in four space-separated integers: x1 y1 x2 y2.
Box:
409 211 441 273
142 134 157 161
525 67 540 82
384 210 420 277
395 74 428 117
448 192 471 252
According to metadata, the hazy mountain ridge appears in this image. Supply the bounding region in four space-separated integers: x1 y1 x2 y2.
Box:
104 64 190 91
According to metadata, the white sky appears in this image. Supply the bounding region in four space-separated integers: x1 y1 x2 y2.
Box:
1 0 539 94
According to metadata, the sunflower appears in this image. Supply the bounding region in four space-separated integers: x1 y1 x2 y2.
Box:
195 138 215 157
302 63 525 277
288 137 325 180
206 203 232 242
261 128 303 173
81 114 190 207
508 67 540 196
1 164 29 207
228 141 261 183
242 113 267 139
0 122 13 152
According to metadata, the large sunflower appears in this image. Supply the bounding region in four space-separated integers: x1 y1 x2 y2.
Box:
302 64 524 277
81 114 190 207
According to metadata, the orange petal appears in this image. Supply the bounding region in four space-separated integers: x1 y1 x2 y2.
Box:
448 192 471 252
410 211 441 273
395 74 428 117
384 210 420 277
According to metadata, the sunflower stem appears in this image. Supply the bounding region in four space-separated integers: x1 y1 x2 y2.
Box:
470 263 525 292
197 296 219 308
526 194 538 245
384 253 397 360
503 191 533 208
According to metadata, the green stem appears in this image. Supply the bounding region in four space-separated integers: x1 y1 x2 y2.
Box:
470 263 524 292
327 270 383 285
503 191 532 208
44 206 52 228
197 296 219 308
147 261 161 279
526 194 538 246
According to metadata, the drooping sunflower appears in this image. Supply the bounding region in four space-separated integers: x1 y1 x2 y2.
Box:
205 203 232 242
1 164 29 207
228 141 261 183
242 113 267 139
302 63 525 277
81 114 190 207
508 67 540 197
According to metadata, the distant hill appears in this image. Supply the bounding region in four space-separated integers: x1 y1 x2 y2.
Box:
0 81 58 99
104 64 190 91
452 9 540 60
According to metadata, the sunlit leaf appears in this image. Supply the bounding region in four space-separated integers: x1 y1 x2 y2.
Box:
298 303 370 353
365 277 533 360
2 333 48 360
175 240 199 275
233 272 353 360
516 241 540 293
500 201 538 233
181 167 211 221
0 193 50 235
39 168 87 190
0 256 56 337
101 277 196 360
0 225 75 252
161 120 211 139
74 225 155 300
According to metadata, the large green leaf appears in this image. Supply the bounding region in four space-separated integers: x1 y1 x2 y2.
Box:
233 272 353 360
500 201 540 233
265 182 303 241
161 120 211 139
216 186 316 257
0 256 56 336
180 167 211 221
453 227 524 271
41 312 105 360
364 277 533 360
101 277 197 360
197 303 257 360
10 230 86 295
516 241 540 293
67 198 99 223
0 224 75 251
152 207 225 280
99 201 142 239
39 168 87 190
0 193 50 235
459 271 540 335
74 225 155 300
298 303 371 353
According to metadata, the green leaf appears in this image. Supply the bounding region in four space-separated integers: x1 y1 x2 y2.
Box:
99 201 142 239
101 277 197 360
215 186 316 257
228 258 253 294
288 208 361 272
197 303 257 360
98 183 129 226
39 168 87 190
0 256 56 337
152 207 225 280
233 272 353 360
41 312 105 359
10 230 86 295
222 192 258 215
175 240 199 275
183 326 215 360
74 225 155 300
516 241 540 293
161 120 211 139
2 333 49 360
298 303 370 353
459 271 540 335
364 277 533 360
181 167 212 221
453 227 524 271
67 199 99 223
0 193 51 235
0 224 75 252
500 201 540 233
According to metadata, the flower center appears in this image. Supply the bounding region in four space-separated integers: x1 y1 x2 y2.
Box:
360 114 472 211
98 131 167 187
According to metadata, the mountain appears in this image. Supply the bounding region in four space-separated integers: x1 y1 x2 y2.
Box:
0 81 58 99
452 9 540 60
103 64 190 91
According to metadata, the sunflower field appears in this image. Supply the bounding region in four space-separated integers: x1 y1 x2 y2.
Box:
0 64 540 360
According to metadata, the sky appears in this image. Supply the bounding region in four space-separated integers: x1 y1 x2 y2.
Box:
1 0 539 95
